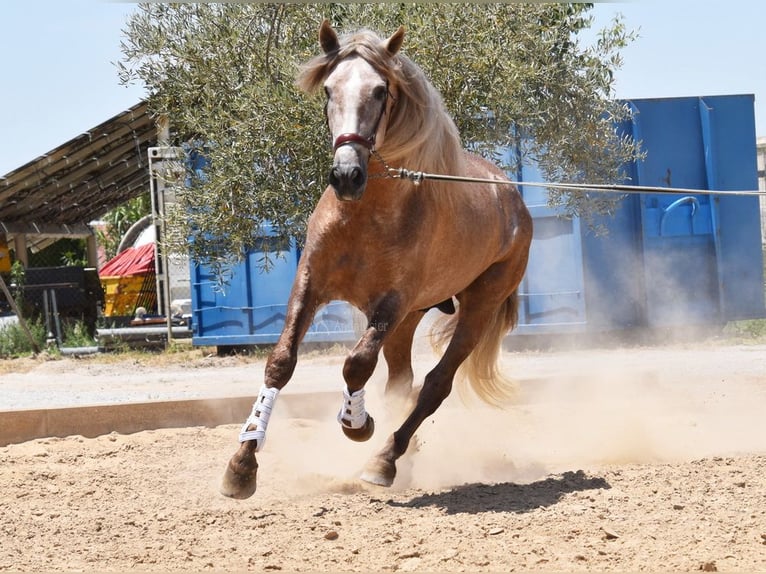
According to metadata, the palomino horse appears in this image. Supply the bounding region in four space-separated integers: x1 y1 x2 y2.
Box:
221 20 533 499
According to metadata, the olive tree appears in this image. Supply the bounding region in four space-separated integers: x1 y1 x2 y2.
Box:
118 3 638 270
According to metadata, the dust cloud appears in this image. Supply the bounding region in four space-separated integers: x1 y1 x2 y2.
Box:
249 342 766 496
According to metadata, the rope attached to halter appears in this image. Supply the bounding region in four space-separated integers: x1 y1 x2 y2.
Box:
388 167 766 197
239 385 279 450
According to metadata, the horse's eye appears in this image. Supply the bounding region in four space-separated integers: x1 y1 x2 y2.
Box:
372 85 387 101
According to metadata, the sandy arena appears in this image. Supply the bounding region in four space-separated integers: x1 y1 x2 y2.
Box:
1 339 765 572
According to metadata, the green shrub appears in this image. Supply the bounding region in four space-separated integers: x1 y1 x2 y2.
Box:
61 320 97 348
723 319 766 341
0 317 97 357
0 319 47 357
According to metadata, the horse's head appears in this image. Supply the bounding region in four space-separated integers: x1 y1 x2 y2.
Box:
316 20 405 201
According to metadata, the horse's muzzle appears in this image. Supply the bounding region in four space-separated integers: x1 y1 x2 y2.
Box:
329 164 367 201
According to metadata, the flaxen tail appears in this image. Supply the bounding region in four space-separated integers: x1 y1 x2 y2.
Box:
430 291 519 407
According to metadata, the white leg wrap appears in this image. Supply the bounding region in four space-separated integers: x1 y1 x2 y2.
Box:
337 388 369 429
239 385 279 451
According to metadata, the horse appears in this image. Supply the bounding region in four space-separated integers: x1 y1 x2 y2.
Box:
220 20 533 499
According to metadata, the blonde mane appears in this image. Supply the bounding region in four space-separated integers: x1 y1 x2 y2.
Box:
297 27 466 176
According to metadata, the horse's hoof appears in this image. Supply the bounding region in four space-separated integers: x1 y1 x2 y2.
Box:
341 414 375 442
219 455 258 499
359 456 396 487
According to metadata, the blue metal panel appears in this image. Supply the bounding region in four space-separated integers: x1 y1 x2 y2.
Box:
512 93 763 334
626 95 764 327
630 97 722 326
580 194 645 331
513 155 587 333
698 95 764 320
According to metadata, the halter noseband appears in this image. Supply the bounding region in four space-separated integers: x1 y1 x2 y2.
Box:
333 132 375 151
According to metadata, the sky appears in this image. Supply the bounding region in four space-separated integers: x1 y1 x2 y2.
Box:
0 1 764 177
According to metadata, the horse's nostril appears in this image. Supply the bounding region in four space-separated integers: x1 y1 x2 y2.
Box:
328 166 342 187
351 167 365 186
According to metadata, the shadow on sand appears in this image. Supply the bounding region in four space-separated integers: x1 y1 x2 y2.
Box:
386 470 610 515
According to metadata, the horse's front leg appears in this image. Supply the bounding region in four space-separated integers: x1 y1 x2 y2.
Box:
337 292 406 442
220 270 320 499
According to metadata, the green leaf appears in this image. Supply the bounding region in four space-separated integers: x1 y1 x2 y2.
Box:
119 3 639 270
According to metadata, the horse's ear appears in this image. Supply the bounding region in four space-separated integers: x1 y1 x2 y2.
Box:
319 19 340 54
383 26 405 56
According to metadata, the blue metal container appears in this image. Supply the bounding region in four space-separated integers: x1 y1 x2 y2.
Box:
190 94 764 347
515 94 764 333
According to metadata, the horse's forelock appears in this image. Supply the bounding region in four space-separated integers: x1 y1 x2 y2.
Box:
297 28 403 93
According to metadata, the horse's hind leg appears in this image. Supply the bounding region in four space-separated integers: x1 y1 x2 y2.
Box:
359 306 488 486
220 271 320 499
360 263 523 486
382 311 425 400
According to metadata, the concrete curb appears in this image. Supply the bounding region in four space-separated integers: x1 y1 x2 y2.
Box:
0 396 255 447
0 392 332 447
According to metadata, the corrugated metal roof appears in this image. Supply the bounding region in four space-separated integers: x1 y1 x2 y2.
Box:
0 100 157 237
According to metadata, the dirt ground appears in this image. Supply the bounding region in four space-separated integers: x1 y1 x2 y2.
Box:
1 339 766 572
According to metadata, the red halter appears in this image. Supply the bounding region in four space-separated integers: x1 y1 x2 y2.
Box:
333 132 375 151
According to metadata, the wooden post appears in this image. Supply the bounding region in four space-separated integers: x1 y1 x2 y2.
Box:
85 233 99 269
13 235 28 267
